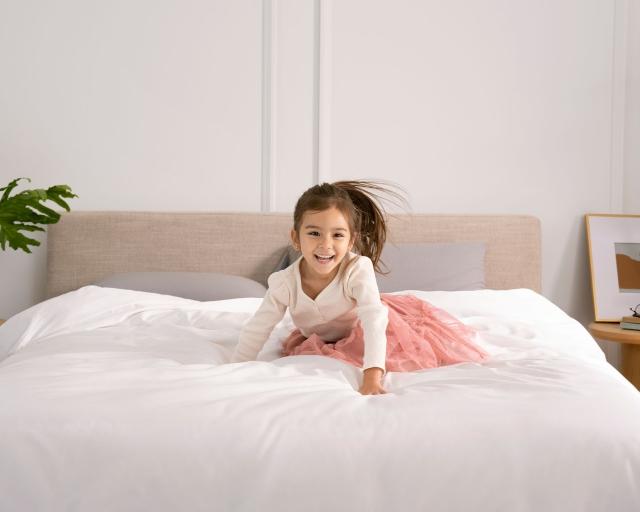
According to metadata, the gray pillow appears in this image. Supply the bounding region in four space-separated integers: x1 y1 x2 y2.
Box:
274 243 485 292
376 242 485 292
95 272 267 301
275 246 301 271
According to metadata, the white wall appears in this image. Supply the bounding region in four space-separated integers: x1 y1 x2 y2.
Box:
625 0 640 215
0 0 637 368
327 0 619 330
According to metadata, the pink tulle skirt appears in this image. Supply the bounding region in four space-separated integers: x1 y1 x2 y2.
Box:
281 294 488 372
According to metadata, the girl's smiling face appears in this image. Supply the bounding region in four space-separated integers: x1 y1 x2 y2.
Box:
291 207 355 280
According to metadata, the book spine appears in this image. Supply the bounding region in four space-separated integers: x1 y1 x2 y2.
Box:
621 316 640 324
620 322 640 331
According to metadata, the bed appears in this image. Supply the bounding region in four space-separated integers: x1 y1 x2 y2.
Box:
1 212 639 512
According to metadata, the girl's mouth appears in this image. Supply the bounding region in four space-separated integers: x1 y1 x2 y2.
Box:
314 254 335 264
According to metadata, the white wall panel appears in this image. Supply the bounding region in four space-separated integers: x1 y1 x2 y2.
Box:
327 0 616 323
0 0 265 317
624 0 640 214
0 0 263 212
272 0 317 211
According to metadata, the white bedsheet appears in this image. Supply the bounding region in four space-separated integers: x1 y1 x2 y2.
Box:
1 286 639 512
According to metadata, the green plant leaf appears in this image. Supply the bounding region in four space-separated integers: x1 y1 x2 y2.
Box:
0 178 78 253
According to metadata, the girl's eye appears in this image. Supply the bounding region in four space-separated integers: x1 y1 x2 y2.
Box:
305 231 346 238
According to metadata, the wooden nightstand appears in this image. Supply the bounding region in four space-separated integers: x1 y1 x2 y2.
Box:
589 322 640 390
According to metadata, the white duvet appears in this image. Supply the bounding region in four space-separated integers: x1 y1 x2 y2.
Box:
1 286 639 512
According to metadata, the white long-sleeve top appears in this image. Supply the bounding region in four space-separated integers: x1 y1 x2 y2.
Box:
230 252 389 372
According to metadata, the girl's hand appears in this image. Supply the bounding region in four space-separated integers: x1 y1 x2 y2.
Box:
358 367 387 395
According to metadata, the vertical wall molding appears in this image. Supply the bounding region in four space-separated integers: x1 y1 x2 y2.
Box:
261 0 278 211
312 0 320 185
316 0 332 184
610 0 628 213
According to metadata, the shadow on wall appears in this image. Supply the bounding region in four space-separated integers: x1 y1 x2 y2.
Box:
1 231 48 319
551 214 593 326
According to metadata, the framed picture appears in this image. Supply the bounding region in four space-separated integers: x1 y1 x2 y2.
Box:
586 214 640 322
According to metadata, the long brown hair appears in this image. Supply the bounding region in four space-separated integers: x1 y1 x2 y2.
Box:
292 180 408 273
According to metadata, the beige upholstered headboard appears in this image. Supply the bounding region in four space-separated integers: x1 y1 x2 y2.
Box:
46 212 541 299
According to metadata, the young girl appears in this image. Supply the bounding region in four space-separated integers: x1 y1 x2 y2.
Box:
230 181 488 395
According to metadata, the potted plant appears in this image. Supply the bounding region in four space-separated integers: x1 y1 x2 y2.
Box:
0 177 78 254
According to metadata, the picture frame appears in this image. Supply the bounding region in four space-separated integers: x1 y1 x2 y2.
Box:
585 214 640 322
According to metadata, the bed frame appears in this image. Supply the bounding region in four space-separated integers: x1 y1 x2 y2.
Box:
46 211 541 299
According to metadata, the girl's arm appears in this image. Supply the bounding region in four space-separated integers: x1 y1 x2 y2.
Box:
347 256 388 374
231 274 288 363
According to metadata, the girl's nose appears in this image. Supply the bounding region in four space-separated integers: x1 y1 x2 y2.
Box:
319 235 333 247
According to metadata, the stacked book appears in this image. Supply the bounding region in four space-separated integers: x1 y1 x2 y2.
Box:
620 316 640 331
